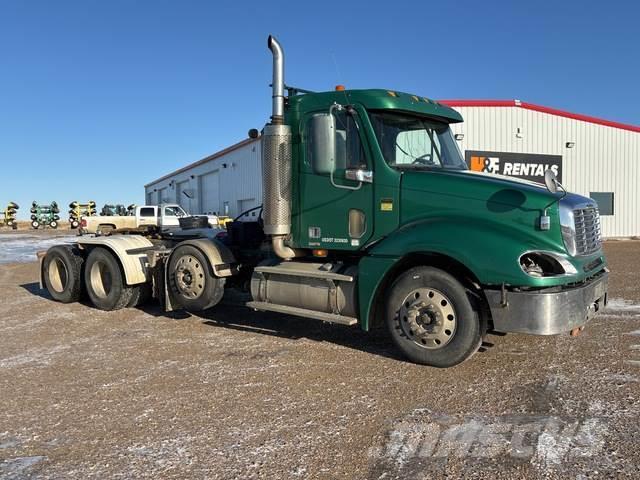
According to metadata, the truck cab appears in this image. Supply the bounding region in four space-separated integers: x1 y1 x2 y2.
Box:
137 204 188 228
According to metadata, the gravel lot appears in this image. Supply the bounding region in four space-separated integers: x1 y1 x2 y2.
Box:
1 238 640 479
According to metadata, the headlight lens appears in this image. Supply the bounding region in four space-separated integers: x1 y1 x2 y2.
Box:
559 203 577 256
519 251 578 277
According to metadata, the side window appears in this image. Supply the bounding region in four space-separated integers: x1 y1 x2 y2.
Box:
334 110 367 170
139 207 155 217
306 109 367 174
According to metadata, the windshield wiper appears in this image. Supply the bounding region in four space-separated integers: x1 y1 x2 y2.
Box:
388 163 434 170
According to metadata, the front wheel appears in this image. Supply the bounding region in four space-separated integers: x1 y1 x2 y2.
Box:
386 266 482 368
168 245 225 311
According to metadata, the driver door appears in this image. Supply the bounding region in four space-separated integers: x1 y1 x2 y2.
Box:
298 104 374 251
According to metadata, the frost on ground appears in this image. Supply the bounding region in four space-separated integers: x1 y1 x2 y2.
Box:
0 234 77 264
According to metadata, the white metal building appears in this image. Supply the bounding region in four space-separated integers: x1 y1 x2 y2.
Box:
145 138 262 221
145 99 639 236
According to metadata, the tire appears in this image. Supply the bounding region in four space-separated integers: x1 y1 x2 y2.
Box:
12 223 17 230
69 202 78 208
127 282 152 308
70 220 79 229
6 220 13 227
30 208 37 214
52 206 60 214
31 220 39 229
42 245 84 303
8 202 19 209
167 245 225 311
84 247 135 310
49 220 58 229
386 266 482 368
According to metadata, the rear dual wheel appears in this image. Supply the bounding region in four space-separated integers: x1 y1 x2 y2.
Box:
84 248 149 310
42 245 84 303
386 266 482 368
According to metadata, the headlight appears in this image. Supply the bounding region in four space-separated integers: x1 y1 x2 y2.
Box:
559 202 577 256
519 251 578 277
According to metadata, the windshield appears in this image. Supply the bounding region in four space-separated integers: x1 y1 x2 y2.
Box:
164 206 187 217
369 111 467 170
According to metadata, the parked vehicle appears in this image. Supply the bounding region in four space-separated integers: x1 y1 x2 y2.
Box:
1 202 19 229
79 204 197 234
68 201 96 229
30 201 60 229
40 36 608 367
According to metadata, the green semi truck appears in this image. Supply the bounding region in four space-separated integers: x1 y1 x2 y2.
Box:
40 36 608 367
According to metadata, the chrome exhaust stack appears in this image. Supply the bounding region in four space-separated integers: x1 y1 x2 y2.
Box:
262 35 300 259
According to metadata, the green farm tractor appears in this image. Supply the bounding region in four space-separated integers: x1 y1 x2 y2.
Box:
100 204 136 216
30 201 60 229
1 202 19 229
69 201 97 229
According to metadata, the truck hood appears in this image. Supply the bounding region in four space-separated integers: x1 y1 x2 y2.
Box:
455 169 551 191
400 168 558 211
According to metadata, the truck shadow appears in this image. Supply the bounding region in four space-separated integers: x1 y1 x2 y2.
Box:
192 298 403 362
19 282 51 299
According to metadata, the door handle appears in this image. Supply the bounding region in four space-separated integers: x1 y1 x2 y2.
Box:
345 169 373 183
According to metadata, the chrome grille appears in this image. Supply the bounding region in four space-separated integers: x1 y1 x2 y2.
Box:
574 207 602 255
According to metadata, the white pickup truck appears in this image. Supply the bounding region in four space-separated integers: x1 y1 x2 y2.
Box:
80 204 205 234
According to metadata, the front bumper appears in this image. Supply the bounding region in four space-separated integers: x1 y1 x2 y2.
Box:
485 271 608 335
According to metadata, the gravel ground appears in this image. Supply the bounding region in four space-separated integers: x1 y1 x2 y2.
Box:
1 240 639 479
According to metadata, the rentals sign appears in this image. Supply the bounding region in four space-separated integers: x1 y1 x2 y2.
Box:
466 151 562 183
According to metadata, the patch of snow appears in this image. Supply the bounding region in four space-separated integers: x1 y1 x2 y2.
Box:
0 345 70 368
0 234 77 264
605 298 640 314
0 456 47 476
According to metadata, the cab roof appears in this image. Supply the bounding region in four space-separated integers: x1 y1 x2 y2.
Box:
288 88 463 124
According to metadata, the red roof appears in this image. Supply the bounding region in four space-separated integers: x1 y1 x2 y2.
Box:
440 100 640 134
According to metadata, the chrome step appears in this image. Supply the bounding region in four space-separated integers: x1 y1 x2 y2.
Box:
246 301 358 326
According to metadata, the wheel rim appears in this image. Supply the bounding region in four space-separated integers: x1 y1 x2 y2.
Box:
90 260 113 299
174 255 205 299
398 287 457 349
48 257 68 293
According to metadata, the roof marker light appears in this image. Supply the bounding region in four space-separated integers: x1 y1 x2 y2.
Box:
335 85 346 91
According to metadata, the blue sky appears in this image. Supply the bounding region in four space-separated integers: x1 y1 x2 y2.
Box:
1 0 638 219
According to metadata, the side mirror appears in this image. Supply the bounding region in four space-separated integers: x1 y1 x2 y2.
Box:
308 113 336 174
544 169 559 194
